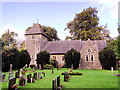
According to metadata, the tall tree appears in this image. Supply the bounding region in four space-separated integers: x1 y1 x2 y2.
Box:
64 49 80 69
36 50 50 69
99 47 116 70
41 25 60 41
1 29 18 49
65 7 110 40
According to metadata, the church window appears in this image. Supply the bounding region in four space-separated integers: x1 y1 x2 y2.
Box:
86 55 89 61
91 55 94 61
62 56 64 61
88 49 92 53
53 56 56 60
32 35 35 39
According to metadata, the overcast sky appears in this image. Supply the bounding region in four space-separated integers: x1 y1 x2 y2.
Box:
0 0 119 40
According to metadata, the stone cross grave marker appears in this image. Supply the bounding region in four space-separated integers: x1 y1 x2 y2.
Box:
1 74 6 82
15 71 20 78
38 72 42 79
52 79 57 90
8 72 14 80
33 72 37 80
19 76 26 86
8 77 16 90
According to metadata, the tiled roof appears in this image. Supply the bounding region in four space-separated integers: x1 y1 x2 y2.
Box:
43 40 106 54
26 23 46 36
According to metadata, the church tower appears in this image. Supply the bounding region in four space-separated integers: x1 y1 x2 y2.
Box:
25 23 48 66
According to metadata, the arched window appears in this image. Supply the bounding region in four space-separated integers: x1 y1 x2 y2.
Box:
91 55 94 61
86 55 89 61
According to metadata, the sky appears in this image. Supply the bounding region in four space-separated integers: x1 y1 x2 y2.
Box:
0 0 119 41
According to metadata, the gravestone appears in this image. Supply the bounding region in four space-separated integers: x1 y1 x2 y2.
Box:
33 72 37 80
8 77 16 90
39 64 41 70
8 72 14 80
19 77 26 86
52 69 54 74
38 72 42 79
15 71 20 78
9 64 13 72
64 72 69 82
57 76 60 88
52 79 57 90
1 74 6 82
27 74 32 83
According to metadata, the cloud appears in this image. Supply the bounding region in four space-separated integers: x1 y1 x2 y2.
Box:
90 0 119 19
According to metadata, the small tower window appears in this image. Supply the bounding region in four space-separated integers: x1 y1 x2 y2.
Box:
91 55 94 61
86 55 89 61
32 35 35 39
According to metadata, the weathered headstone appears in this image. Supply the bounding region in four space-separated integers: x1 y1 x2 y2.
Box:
52 69 54 74
27 74 32 83
64 72 69 82
19 77 26 86
33 72 37 80
111 67 113 73
57 76 60 88
52 79 57 90
8 77 16 90
9 64 13 72
1 74 6 82
38 72 42 79
15 71 20 78
8 72 14 80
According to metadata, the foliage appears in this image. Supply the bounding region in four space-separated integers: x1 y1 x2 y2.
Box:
114 36 120 59
65 7 110 40
99 47 116 70
41 25 60 41
1 29 18 49
36 50 50 69
2 48 19 72
43 64 54 69
49 58 58 68
19 40 25 51
18 50 31 69
106 39 116 50
64 48 80 69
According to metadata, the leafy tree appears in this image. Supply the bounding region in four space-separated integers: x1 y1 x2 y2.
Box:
114 36 120 59
65 7 110 40
99 47 116 70
2 48 19 72
106 39 116 50
64 49 80 69
18 50 31 69
19 40 25 51
41 25 60 41
49 58 58 68
36 50 50 69
1 29 18 49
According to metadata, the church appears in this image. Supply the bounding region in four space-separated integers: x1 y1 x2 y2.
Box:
25 23 107 69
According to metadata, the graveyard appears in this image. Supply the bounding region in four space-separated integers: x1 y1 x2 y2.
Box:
1 68 119 89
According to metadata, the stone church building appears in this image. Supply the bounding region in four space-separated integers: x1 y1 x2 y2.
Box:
25 23 106 69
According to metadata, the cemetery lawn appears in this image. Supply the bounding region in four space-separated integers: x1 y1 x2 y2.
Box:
1 68 119 89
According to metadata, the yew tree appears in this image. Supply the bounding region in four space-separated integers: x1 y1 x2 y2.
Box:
65 7 110 40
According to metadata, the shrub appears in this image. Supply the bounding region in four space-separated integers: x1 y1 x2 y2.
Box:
43 64 54 69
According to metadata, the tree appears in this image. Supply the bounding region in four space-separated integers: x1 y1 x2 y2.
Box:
64 49 80 69
2 48 19 72
114 36 120 59
106 39 116 50
41 25 60 41
1 29 18 49
18 50 31 69
65 7 110 40
99 47 116 70
36 50 50 69
19 40 25 51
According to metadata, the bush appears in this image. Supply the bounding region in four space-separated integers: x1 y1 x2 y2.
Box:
50 58 58 67
43 64 54 69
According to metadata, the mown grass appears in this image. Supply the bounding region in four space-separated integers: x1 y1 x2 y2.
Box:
1 68 119 89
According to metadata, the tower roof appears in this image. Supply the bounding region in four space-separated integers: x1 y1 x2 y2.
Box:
25 23 47 37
